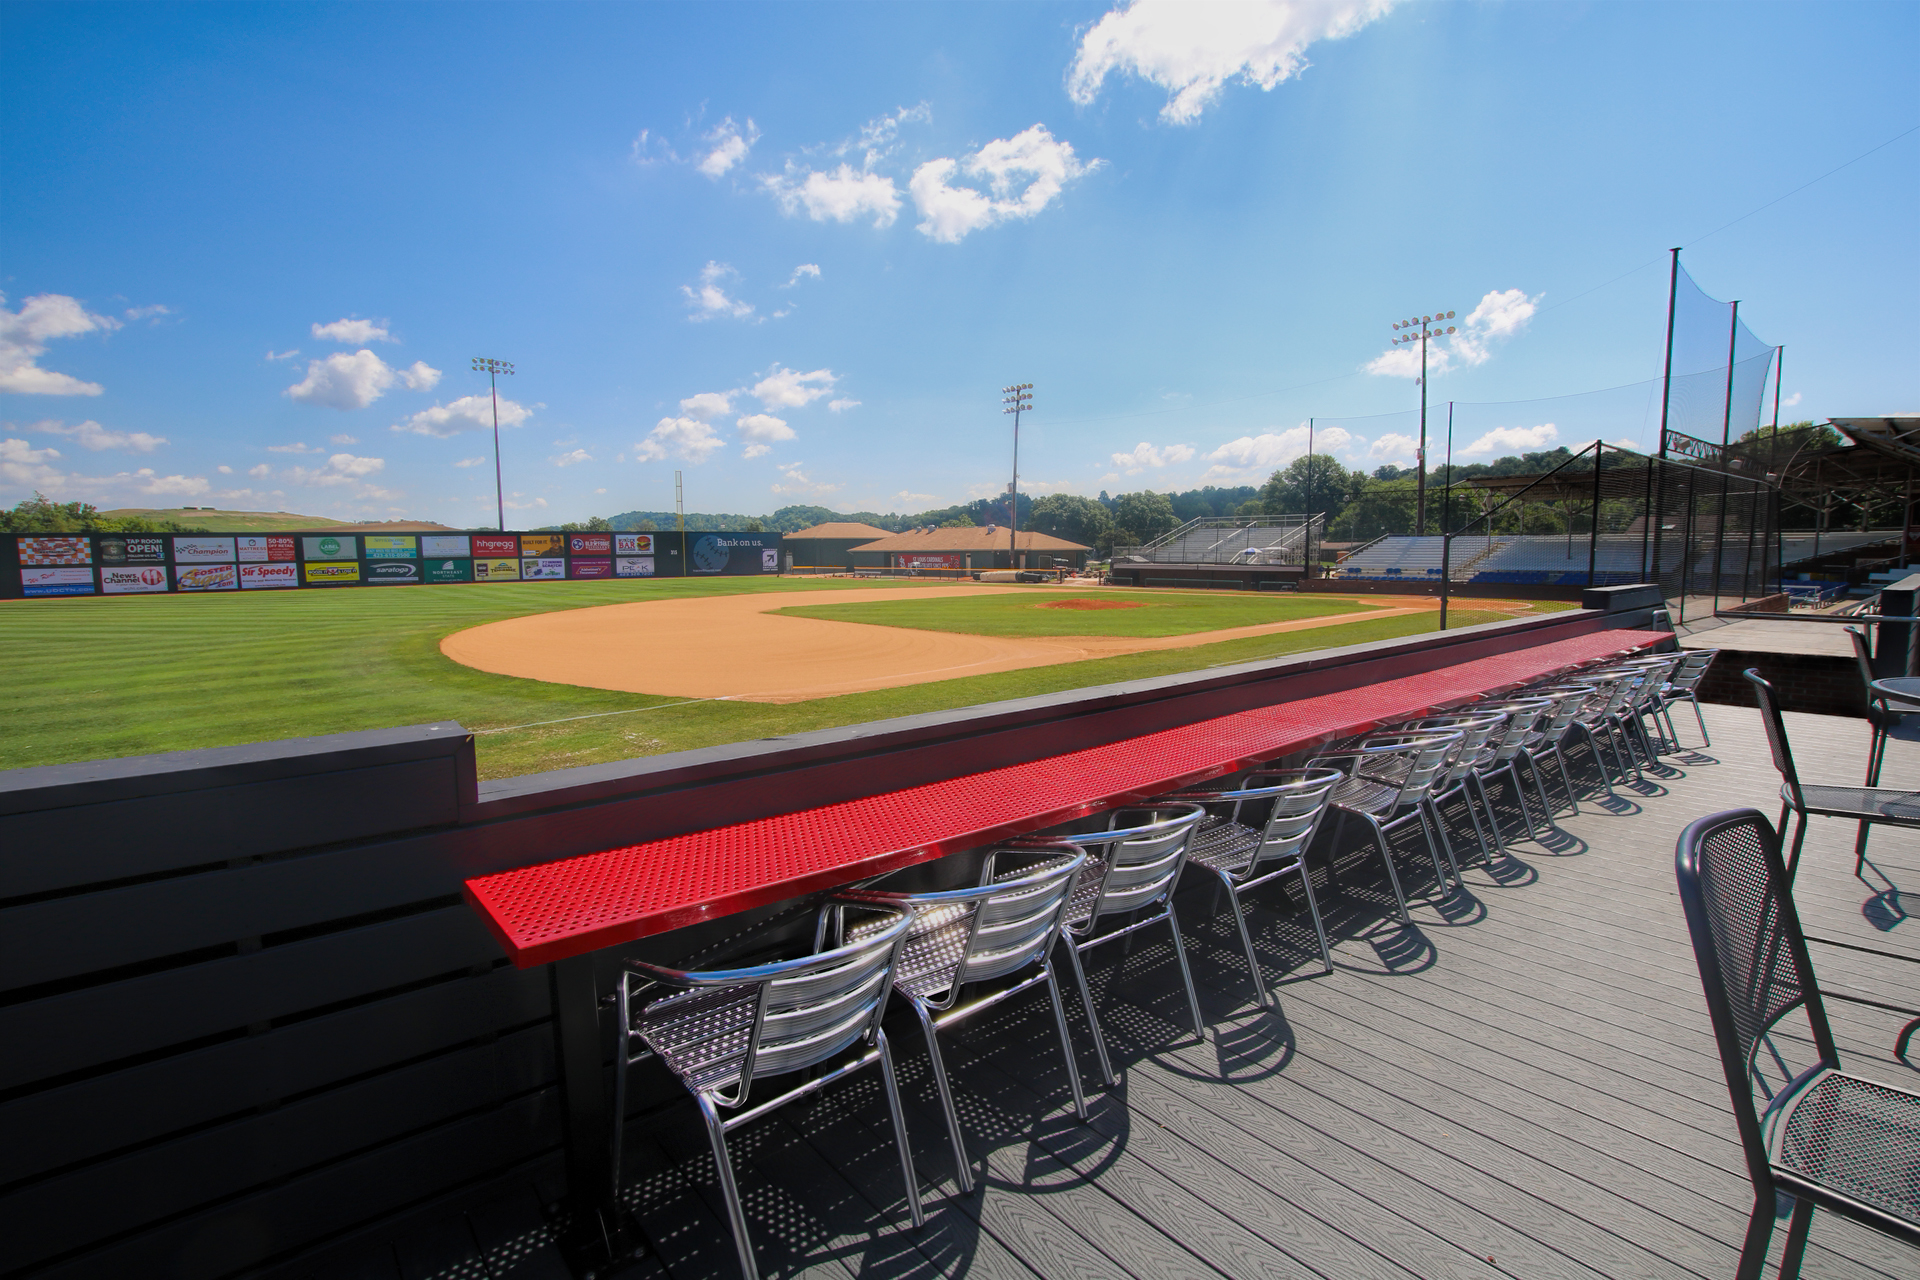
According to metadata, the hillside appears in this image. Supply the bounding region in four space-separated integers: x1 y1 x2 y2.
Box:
96 508 458 533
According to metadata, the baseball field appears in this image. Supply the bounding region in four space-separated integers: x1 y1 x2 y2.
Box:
1 578 1570 780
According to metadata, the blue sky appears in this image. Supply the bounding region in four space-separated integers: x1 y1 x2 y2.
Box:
3 1 1914 525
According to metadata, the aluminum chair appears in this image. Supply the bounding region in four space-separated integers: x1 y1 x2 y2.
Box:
829 844 1089 1195
614 904 921 1280
1508 686 1593 818
1155 769 1343 1008
1308 730 1465 924
1571 664 1665 778
1461 697 1556 841
1676 807 1920 1279
1400 711 1510 869
1745 668 1920 881
1526 676 1633 794
1044 803 1209 1085
1657 647 1719 748
1610 653 1687 763
1848 627 1920 787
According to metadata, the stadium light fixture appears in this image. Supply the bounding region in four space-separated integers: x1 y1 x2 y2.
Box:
472 357 515 531
1002 383 1033 565
1382 312 1454 536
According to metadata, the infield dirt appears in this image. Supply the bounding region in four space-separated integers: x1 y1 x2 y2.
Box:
440 584 1443 702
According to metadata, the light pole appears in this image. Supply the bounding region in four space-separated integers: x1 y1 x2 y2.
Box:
1002 383 1032 566
1389 311 1456 536
472 357 514 531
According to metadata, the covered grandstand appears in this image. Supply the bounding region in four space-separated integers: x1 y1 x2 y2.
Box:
1106 514 1322 589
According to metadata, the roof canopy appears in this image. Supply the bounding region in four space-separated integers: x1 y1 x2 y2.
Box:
783 521 894 540
851 526 1090 553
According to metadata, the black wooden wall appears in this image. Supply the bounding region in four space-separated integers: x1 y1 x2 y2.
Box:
0 597 1665 1278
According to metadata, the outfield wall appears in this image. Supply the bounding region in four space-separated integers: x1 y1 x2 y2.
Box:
0 530 782 601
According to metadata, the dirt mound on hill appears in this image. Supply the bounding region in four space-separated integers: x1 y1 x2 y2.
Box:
1036 599 1145 611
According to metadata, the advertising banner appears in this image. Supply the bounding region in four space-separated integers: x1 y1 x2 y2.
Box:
18 536 92 565
901 554 964 569
688 532 778 575
615 533 654 554
101 565 170 594
363 535 418 559
521 557 566 580
21 566 95 596
615 556 655 577
303 561 361 586
239 562 300 589
520 534 563 557
569 557 612 579
366 561 421 584
175 563 238 591
425 558 474 584
235 535 296 562
472 534 520 557
421 535 471 557
568 533 612 555
474 558 519 581
173 537 237 563
301 535 358 561
98 536 166 565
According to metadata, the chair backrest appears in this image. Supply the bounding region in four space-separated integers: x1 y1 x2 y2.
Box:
1057 803 1205 930
1341 730 1465 807
1405 713 1507 783
631 903 911 1104
1675 807 1838 1194
1526 686 1595 739
1743 668 1804 807
839 846 1086 1000
1166 769 1342 882
1471 698 1551 762
1848 626 1878 695
1667 648 1716 693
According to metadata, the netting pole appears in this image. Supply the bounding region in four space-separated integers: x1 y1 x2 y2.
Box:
1438 403 1451 630
1652 248 1681 614
1305 418 1314 581
1588 442 1602 586
1711 301 1740 615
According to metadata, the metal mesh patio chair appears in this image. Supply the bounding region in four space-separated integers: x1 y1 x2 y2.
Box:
1848 626 1920 787
1744 668 1920 881
1400 711 1511 869
828 844 1088 1195
1675 807 1920 1279
614 904 921 1280
1155 769 1343 1008
1043 803 1208 1086
1307 730 1465 925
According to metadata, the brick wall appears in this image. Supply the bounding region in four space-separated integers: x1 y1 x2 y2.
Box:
1696 649 1866 718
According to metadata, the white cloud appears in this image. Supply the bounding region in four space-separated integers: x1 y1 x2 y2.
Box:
1461 423 1558 456
0 292 121 396
736 412 794 459
248 463 272 478
783 263 822 288
1368 433 1419 464
847 104 932 165
391 393 532 437
125 304 171 323
1110 441 1197 473
33 419 167 452
764 163 902 228
286 350 442 409
330 433 358 445
770 462 839 497
311 317 393 344
0 437 66 487
682 261 756 321
679 391 733 421
910 125 1098 243
217 465 232 474
552 449 593 467
267 441 321 454
828 397 861 413
282 453 386 488
1782 392 1802 409
454 456 487 468
893 489 936 506
635 416 724 463
629 128 679 166
1068 0 1401 124
133 469 210 497
504 494 548 511
1021 479 1078 495
696 116 759 178
1199 424 1358 481
1367 288 1541 379
751 365 836 410
265 349 300 361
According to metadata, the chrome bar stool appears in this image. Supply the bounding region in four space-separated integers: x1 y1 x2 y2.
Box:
829 843 1089 1195
1042 803 1209 1085
1308 729 1466 923
613 904 921 1280
1155 769 1344 1008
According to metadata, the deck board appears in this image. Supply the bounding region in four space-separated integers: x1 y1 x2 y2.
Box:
324 699 1918 1279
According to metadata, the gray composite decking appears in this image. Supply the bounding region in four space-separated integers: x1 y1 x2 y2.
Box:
307 700 1919 1280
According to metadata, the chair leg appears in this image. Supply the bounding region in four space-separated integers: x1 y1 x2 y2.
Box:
1060 938 1117 1086
1502 760 1540 842
1691 692 1710 747
1043 964 1091 1121
1786 812 1810 886
1468 772 1508 863
1778 1195 1815 1280
1162 904 1207 1042
1445 782 1494 871
1551 743 1582 814
1362 813 1413 924
875 1030 926 1228
1290 856 1335 975
1854 818 1873 877
1416 802 1460 892
1220 876 1272 1009
1733 1191 1774 1280
697 1092 761 1280
912 1001 973 1194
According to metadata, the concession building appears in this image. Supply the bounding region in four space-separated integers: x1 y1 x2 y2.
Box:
849 525 1091 572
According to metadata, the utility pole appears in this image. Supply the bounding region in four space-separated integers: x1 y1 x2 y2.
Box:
471 357 514 531
1388 311 1456 535
1002 383 1032 567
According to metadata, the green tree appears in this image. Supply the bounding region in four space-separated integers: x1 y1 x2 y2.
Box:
939 514 975 528
1107 490 1177 552
1027 493 1112 547
0 492 206 534
742 518 765 532
1258 456 1360 526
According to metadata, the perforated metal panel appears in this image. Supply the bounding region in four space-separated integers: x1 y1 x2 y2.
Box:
466 628 1663 965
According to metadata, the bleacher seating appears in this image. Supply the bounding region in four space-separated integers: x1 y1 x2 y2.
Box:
1119 516 1320 565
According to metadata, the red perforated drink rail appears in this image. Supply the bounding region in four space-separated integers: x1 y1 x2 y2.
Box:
466 629 1664 965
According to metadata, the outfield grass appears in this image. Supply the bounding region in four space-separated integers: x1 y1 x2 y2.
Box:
0 580 1571 781
773 588 1380 638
